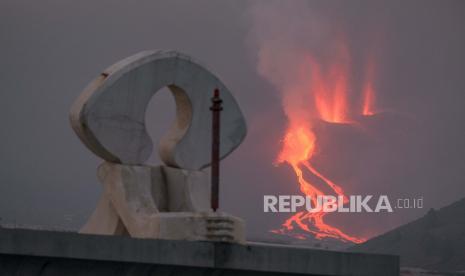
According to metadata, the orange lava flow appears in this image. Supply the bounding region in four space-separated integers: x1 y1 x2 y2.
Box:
273 43 376 244
274 125 365 244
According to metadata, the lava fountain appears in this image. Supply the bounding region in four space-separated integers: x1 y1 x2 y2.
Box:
271 42 377 244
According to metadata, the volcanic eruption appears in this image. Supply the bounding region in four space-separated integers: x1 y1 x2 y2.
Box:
248 1 394 245
269 38 379 244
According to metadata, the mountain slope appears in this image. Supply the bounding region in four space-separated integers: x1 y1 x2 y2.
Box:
351 198 465 272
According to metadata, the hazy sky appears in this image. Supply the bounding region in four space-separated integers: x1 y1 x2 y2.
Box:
0 0 464 240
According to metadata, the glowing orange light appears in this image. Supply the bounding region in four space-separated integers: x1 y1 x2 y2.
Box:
273 40 377 244
307 54 350 124
362 56 376 116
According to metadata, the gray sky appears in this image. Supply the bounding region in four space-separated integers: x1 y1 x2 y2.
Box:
0 0 464 240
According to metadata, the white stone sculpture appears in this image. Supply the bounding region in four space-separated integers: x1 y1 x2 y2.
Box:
71 50 246 243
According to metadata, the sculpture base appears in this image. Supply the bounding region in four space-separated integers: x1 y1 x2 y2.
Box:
80 162 245 243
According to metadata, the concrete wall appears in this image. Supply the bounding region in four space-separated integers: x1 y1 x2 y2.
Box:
0 227 399 276
0 255 310 276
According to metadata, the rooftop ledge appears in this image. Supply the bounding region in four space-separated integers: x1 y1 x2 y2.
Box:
0 227 399 276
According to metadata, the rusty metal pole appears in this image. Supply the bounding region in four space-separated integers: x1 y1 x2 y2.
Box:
210 88 222 212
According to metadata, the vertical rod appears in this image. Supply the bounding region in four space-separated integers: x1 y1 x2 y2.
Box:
210 88 223 212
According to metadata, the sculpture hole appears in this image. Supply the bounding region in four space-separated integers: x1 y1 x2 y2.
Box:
145 87 177 165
